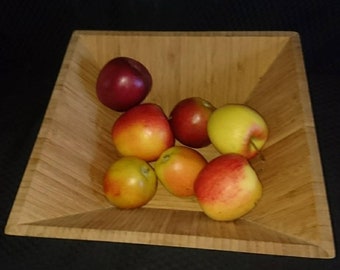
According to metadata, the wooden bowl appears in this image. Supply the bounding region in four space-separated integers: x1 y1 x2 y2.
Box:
5 31 335 258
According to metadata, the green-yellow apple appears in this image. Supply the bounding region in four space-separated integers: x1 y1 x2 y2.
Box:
103 156 157 209
207 104 268 159
112 103 175 162
154 146 207 197
194 154 262 221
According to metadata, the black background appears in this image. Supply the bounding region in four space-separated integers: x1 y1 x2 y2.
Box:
1 1 339 269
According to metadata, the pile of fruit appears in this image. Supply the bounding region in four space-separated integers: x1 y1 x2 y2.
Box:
96 56 269 221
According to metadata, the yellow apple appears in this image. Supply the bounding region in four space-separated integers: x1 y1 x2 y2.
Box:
154 146 207 197
194 154 262 221
103 156 157 209
207 104 268 159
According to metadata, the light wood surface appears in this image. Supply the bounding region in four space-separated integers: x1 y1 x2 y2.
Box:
5 31 335 258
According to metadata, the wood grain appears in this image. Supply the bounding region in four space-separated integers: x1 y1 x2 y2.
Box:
5 31 334 258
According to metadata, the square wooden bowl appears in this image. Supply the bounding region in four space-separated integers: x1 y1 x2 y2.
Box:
5 31 335 258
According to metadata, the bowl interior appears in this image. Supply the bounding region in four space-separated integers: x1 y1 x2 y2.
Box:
5 31 334 258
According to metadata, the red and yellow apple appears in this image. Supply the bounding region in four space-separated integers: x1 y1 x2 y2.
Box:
169 97 216 148
112 103 175 162
194 154 262 221
103 156 157 209
207 104 268 159
154 146 207 197
96 57 152 112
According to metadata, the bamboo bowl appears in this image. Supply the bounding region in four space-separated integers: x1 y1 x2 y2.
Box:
5 31 335 258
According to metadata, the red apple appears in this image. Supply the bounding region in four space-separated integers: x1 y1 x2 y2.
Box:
154 146 207 197
103 156 157 209
169 97 215 148
112 103 175 162
96 56 152 112
194 154 262 221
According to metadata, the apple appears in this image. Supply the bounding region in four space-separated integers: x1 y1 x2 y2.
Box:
194 154 262 221
207 104 268 159
154 146 207 197
169 97 216 148
112 103 175 162
103 156 157 209
96 56 152 112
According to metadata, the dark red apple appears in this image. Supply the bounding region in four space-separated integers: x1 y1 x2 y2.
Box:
169 97 215 148
96 57 152 112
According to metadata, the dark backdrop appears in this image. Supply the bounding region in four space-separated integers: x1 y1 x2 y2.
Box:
1 1 339 269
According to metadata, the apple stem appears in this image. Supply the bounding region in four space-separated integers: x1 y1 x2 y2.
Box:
141 166 150 177
162 154 171 162
250 140 265 161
